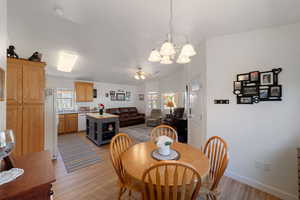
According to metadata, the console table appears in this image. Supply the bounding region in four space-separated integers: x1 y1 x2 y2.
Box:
0 151 55 200
86 113 120 146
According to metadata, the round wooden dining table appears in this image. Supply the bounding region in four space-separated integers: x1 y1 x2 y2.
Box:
121 141 210 183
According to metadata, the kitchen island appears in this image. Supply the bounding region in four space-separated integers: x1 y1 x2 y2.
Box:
86 113 119 146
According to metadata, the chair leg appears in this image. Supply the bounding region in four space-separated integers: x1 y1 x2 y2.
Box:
129 189 132 198
118 187 126 200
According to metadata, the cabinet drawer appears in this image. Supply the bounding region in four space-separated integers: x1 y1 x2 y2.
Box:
65 113 78 119
59 114 65 119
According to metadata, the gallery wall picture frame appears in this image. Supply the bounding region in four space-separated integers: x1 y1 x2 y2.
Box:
233 81 242 95
242 85 259 96
237 73 250 82
237 96 253 104
249 71 260 82
0 68 5 101
269 85 282 98
260 71 274 86
259 86 269 100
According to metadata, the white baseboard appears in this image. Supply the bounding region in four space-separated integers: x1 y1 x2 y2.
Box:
225 171 298 200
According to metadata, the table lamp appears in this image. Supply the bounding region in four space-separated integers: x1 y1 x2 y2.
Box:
166 101 175 116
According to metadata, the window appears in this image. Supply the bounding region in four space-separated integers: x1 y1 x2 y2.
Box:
56 89 75 111
147 92 161 110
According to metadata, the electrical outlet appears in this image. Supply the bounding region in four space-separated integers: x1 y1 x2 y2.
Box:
254 160 271 172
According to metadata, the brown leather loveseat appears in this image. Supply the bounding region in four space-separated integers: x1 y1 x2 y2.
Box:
106 107 145 127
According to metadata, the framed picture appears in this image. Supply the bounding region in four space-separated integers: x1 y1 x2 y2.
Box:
250 71 260 82
0 68 4 101
260 71 274 85
269 85 282 97
233 81 242 90
139 94 144 101
259 87 269 99
109 90 115 96
116 93 125 101
237 73 250 81
242 86 258 96
237 96 253 104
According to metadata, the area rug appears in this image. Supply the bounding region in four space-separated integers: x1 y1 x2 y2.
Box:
58 134 101 173
120 124 151 143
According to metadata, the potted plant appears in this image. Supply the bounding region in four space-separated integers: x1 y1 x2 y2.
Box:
98 104 104 115
155 136 173 156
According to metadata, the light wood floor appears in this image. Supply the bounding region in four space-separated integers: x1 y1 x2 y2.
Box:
52 133 281 200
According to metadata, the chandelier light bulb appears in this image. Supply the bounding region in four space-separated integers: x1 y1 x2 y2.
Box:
140 74 146 80
181 44 196 57
176 55 191 64
160 41 176 56
134 74 140 80
160 55 173 65
148 49 161 62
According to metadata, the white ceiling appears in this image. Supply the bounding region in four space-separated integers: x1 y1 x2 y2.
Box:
7 0 300 85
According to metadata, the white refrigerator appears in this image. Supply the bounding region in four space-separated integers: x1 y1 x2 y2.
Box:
44 88 58 159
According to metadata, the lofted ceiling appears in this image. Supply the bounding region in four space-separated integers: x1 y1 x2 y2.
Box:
7 0 300 85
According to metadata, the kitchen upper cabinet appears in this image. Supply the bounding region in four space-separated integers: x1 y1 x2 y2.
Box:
75 82 94 102
6 104 23 157
6 59 22 105
23 61 45 104
22 104 44 154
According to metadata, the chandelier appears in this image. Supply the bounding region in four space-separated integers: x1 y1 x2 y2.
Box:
134 67 146 80
148 0 196 64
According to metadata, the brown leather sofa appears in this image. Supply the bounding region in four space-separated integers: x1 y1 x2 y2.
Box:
106 107 145 127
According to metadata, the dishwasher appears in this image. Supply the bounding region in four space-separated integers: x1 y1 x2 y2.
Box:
78 113 87 132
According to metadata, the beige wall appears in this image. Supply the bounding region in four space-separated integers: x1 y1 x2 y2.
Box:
206 23 300 200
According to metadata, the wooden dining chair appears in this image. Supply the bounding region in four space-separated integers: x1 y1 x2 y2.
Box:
142 161 202 200
110 133 141 199
201 136 229 200
150 125 178 142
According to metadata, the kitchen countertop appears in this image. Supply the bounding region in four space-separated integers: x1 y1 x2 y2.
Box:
86 113 119 119
57 110 99 115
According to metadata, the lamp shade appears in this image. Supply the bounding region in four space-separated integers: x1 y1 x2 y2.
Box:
176 55 191 64
160 55 173 65
148 49 161 62
160 41 176 56
166 101 175 108
180 44 196 57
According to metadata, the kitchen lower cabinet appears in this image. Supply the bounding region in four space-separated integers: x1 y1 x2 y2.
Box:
58 114 78 134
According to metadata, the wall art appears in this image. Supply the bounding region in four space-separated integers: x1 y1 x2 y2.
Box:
233 68 282 104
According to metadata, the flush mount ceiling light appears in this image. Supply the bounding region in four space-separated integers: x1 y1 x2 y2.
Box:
134 67 146 80
57 51 78 72
148 0 196 65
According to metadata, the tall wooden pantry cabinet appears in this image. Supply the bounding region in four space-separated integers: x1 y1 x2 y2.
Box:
6 58 46 157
